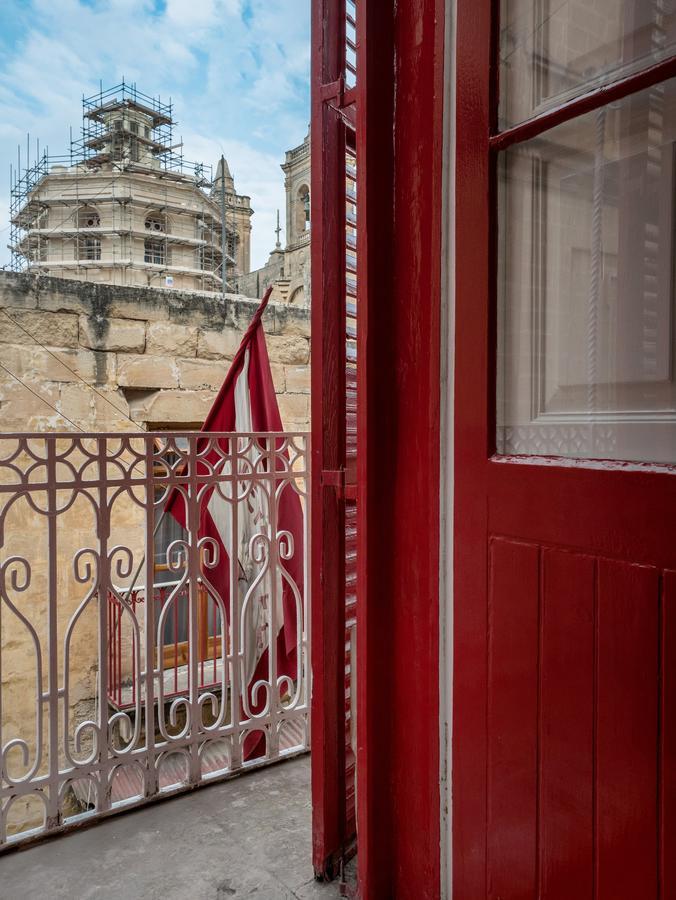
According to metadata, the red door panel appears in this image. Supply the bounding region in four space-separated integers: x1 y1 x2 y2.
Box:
485 540 665 898
455 3 676 896
540 550 595 900
596 560 658 899
487 539 539 898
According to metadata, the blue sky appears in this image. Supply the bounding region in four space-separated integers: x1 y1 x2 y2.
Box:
0 0 310 270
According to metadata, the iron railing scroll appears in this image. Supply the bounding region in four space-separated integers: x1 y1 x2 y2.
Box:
0 431 309 848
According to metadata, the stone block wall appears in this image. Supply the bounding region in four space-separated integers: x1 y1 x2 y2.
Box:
0 271 310 433
0 271 310 835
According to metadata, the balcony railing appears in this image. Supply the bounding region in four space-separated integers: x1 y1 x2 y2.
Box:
0 431 309 848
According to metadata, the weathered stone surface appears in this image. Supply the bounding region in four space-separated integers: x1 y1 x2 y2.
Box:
266 334 310 365
274 305 311 338
0 378 62 430
0 757 342 900
231 299 273 334
0 272 310 335
79 315 146 352
197 328 241 360
129 389 216 426
57 383 94 426
277 392 310 425
284 365 310 394
59 383 130 430
0 274 38 308
117 355 178 389
177 359 227 390
0 345 114 384
59 383 132 429
146 322 198 357
0 308 79 348
56 385 132 430
270 364 286 392
0 272 310 432
89 388 134 429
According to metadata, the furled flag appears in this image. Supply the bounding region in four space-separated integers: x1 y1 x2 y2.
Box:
165 286 304 761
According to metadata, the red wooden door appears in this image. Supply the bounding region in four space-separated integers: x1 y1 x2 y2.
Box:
455 3 676 898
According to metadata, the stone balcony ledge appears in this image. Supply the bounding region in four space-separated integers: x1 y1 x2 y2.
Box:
0 757 353 900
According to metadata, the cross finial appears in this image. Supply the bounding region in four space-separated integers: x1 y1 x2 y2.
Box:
275 209 282 249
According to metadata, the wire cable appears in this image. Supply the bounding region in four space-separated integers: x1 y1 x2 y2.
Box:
1 308 145 431
0 360 84 432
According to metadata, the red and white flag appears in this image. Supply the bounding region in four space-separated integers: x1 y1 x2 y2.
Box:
166 287 304 760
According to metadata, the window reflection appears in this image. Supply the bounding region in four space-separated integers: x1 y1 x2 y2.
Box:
500 1 676 128
497 80 676 463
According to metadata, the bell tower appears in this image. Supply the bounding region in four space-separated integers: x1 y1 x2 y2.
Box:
282 127 311 250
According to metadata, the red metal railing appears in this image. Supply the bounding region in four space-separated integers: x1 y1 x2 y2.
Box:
107 582 226 709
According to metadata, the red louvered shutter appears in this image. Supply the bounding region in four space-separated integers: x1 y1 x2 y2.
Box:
311 0 359 880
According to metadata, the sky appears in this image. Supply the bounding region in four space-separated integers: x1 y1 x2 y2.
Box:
0 0 310 270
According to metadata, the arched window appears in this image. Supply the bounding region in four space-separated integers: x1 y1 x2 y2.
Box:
77 236 101 261
289 285 305 305
145 238 167 265
145 211 168 234
295 185 310 236
77 205 100 229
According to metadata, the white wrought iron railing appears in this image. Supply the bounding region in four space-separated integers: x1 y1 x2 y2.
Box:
0 432 310 848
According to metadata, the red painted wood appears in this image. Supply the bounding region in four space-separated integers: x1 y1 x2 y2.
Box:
663 571 676 900
356 0 445 896
488 460 676 571
596 560 659 900
355 0 395 893
540 550 595 899
310 0 349 878
487 539 539 898
454 1 493 896
454 3 676 897
490 53 676 150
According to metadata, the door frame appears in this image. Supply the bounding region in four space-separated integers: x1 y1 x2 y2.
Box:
355 0 446 896
311 0 447 896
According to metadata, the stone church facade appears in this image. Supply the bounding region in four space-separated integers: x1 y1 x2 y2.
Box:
10 84 252 295
239 130 311 306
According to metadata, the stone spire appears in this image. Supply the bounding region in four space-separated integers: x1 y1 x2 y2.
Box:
213 156 235 193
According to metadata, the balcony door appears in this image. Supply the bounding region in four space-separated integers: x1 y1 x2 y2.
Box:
455 2 676 897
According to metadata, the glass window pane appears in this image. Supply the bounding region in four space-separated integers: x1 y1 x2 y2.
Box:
497 80 676 464
500 1 676 128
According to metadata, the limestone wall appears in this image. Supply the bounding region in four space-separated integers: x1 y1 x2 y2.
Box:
0 272 309 834
0 271 310 432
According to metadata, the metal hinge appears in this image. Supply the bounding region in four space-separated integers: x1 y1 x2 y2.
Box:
320 75 345 104
322 468 345 495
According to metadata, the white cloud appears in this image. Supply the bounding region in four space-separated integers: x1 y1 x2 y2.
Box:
0 0 310 270
181 130 287 264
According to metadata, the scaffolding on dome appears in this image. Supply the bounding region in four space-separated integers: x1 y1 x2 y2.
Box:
7 81 241 293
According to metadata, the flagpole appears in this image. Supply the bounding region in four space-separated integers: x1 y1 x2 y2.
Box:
128 289 274 609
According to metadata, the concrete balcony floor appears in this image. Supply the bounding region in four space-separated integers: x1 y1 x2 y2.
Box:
0 756 351 900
